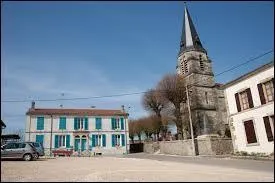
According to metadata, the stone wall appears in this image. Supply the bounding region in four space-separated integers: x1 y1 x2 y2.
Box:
143 142 160 153
159 140 194 156
143 136 233 156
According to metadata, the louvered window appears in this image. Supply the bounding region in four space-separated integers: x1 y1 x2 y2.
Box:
244 120 257 144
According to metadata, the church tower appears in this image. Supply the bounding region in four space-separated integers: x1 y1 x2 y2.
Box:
177 5 227 137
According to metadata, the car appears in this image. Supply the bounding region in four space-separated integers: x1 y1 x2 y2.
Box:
25 142 45 158
1 142 38 161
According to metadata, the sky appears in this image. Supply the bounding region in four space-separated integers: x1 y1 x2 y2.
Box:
1 1 274 133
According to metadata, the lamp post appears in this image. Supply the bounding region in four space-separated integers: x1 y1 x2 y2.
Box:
185 84 196 156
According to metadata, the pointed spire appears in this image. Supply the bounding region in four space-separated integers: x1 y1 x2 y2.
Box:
179 4 206 56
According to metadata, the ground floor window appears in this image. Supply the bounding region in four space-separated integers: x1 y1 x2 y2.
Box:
59 135 66 147
91 134 106 147
243 120 257 144
112 134 125 147
263 115 274 142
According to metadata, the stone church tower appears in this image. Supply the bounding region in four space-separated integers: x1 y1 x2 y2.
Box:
177 6 228 137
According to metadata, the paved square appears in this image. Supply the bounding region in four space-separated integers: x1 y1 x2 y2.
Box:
1 156 274 182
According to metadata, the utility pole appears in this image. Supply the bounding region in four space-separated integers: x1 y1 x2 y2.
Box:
50 115 53 157
186 84 196 156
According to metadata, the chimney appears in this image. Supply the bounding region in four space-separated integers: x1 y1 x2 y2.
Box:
31 101 35 109
121 105 125 112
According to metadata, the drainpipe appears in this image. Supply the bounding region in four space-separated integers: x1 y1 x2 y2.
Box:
125 115 128 154
29 115 31 141
50 115 53 157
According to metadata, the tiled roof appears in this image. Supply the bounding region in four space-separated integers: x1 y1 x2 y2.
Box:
26 108 128 117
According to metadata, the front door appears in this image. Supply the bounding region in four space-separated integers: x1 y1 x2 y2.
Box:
81 139 86 151
74 139 80 151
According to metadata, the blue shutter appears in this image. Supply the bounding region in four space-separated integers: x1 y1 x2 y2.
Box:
95 118 99 129
96 118 102 130
112 134 115 147
121 118 124 130
66 135 70 148
54 135 59 148
36 135 44 146
102 134 106 147
92 135 96 147
111 118 114 130
59 117 66 130
84 118 88 130
121 134 125 146
37 117 44 130
74 118 77 130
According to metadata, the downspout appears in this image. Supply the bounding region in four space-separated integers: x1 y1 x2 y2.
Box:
50 115 53 157
29 115 31 141
125 114 128 154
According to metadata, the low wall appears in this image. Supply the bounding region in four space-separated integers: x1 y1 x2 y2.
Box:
143 142 160 153
143 136 233 156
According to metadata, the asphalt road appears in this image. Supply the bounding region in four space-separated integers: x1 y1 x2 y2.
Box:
125 153 274 173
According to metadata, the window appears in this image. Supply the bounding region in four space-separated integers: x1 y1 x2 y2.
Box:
205 92 208 104
184 60 188 73
235 88 254 112
36 117 44 130
5 143 18 149
59 117 66 130
239 91 249 110
74 117 88 130
263 115 274 142
91 134 106 147
55 135 70 148
114 134 120 146
112 134 125 147
18 143 26 148
112 118 120 130
244 120 257 144
258 79 274 104
59 135 66 147
95 135 102 146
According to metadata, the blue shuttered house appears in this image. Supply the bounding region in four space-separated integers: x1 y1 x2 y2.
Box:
25 106 129 156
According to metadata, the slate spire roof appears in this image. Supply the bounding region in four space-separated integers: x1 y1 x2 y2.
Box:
179 4 207 56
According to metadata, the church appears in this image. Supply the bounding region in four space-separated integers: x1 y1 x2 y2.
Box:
176 5 229 138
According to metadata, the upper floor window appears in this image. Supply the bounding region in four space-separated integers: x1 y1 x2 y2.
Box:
59 117 66 130
200 60 204 71
258 78 274 104
111 118 124 130
36 117 44 130
95 118 102 130
74 117 88 130
184 60 188 73
235 88 254 112
205 92 208 104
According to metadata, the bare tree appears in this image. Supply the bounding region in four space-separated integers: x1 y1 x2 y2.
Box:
142 89 165 140
157 73 187 139
129 120 135 144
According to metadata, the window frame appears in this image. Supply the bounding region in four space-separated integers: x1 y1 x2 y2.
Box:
58 135 66 148
263 80 274 102
242 119 259 146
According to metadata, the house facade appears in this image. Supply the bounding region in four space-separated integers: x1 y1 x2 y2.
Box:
223 62 274 154
25 105 129 156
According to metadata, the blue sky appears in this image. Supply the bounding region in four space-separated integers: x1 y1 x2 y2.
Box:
1 1 274 133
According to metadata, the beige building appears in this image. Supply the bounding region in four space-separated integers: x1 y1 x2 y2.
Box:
222 62 274 154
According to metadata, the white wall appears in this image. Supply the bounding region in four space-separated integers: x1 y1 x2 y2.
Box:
224 66 274 154
25 115 129 155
